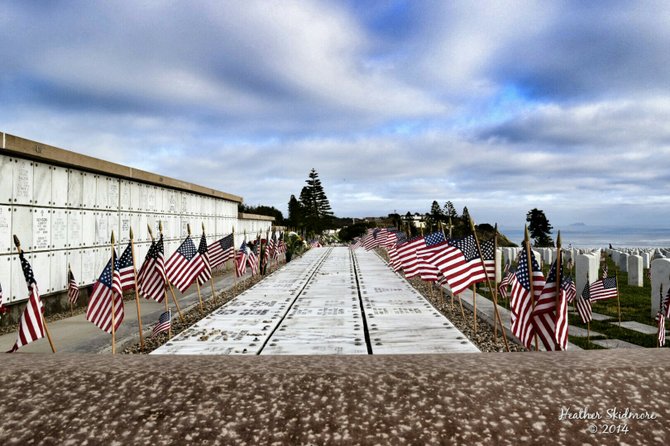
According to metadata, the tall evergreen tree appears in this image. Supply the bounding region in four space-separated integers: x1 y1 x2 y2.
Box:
443 201 458 219
298 169 334 234
287 195 303 229
526 208 554 247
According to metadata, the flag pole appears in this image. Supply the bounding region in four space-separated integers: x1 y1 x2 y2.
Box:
13 235 56 353
150 224 173 338
129 227 145 351
555 231 563 351
188 224 204 313
159 221 184 323
615 270 621 327
586 270 591 342
658 285 663 348
469 218 509 351
203 223 218 304
524 225 539 351
68 263 74 317
110 231 117 355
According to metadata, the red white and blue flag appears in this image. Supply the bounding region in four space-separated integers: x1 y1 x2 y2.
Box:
207 233 235 268
588 276 618 302
424 234 487 295
165 236 206 293
8 251 46 352
531 259 569 351
196 233 212 286
67 268 80 305
114 241 136 294
509 247 546 349
86 251 125 334
138 235 166 303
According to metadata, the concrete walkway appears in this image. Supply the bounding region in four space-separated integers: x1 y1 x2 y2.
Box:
0 267 253 353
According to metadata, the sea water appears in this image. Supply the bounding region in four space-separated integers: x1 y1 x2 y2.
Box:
499 226 670 249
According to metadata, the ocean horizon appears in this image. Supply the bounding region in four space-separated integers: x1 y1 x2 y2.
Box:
498 225 670 249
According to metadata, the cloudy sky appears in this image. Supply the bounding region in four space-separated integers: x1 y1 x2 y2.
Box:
2 1 670 232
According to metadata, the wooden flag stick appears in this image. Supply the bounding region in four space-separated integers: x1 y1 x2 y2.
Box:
110 231 117 355
524 225 539 351
14 235 56 353
203 223 218 304
469 218 509 351
472 284 477 333
188 224 204 313
167 281 185 322
555 231 563 350
164 288 172 338
129 228 145 351
458 294 466 320
616 271 622 327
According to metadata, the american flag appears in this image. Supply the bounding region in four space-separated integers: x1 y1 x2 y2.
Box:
248 237 260 275
362 229 378 250
138 235 166 302
481 239 496 281
86 252 125 334
588 276 618 302
562 276 577 303
151 310 171 338
531 260 568 351
602 264 608 278
67 268 80 305
196 233 212 286
498 264 512 299
412 232 447 281
266 232 276 261
114 241 136 294
351 238 362 250
664 288 670 319
165 236 206 293
576 282 593 323
396 236 426 275
509 248 545 349
235 240 249 277
8 251 46 352
425 234 487 296
207 233 235 268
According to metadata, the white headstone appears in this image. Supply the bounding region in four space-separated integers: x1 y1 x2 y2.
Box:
627 255 643 287
642 252 651 269
495 248 502 283
532 250 542 267
651 259 670 318
618 253 629 272
542 248 554 266
611 251 620 265
576 253 599 297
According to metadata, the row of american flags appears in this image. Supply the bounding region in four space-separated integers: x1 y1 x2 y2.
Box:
351 225 638 351
2 228 286 353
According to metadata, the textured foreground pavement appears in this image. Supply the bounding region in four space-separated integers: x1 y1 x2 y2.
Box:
1 349 669 445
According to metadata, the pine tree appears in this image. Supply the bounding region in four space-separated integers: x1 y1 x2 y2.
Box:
526 208 554 247
443 201 458 219
287 195 302 229
298 169 334 235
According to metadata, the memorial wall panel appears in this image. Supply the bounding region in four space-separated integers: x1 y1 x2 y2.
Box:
0 206 11 254
51 166 68 207
0 151 249 302
13 159 33 205
50 250 68 292
0 156 13 204
33 162 51 206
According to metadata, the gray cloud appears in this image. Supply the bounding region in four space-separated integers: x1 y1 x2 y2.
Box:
2 1 670 231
